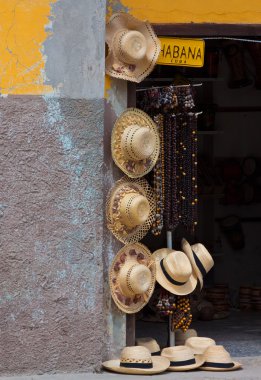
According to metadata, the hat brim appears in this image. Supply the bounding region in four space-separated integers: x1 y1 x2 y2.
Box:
200 361 242 371
182 238 204 289
167 355 204 372
111 108 160 178
102 356 170 375
153 249 197 296
106 13 161 83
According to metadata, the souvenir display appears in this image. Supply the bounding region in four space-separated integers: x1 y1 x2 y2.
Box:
171 296 193 332
102 346 170 375
185 337 216 355
109 243 156 314
200 345 242 371
135 337 161 355
106 177 156 244
182 239 214 289
161 346 204 371
156 289 176 316
105 13 161 83
111 108 160 178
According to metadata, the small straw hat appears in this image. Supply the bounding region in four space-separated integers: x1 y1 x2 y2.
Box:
106 13 161 83
185 337 216 355
175 329 198 346
200 345 242 371
109 243 156 314
106 177 156 244
112 108 160 178
102 346 170 375
136 337 161 355
182 239 214 289
161 346 204 371
152 248 197 296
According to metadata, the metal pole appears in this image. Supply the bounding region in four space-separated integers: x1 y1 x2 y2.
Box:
167 230 175 347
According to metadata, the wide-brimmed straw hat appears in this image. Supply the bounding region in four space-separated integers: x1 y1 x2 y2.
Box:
106 177 156 244
109 243 156 314
112 108 160 178
106 13 161 83
152 248 197 296
175 329 198 346
200 345 242 371
136 337 161 355
102 346 170 375
161 346 204 371
182 239 214 289
185 337 216 355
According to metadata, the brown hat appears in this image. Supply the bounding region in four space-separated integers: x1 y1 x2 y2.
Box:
200 345 242 371
152 248 197 296
106 177 155 244
106 12 161 83
161 346 204 371
102 346 170 375
109 243 156 314
182 239 214 289
112 108 160 178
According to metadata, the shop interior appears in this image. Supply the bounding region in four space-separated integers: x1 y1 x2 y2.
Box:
133 38 261 357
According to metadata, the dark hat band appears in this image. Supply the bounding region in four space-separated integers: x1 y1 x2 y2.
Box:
151 351 161 356
170 358 196 367
201 361 234 369
192 250 207 277
160 260 187 286
120 362 153 369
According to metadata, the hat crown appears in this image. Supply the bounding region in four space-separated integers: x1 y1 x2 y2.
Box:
120 346 152 364
186 337 216 354
114 30 147 65
118 262 152 297
164 251 192 282
161 346 195 361
121 125 156 161
204 345 232 364
191 243 214 271
120 193 150 228
136 337 160 353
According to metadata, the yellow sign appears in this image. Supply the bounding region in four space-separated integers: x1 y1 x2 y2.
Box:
157 37 205 67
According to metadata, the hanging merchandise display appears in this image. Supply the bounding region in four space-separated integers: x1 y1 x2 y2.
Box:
105 13 161 83
156 288 176 316
109 243 156 314
106 177 156 244
171 296 193 332
161 346 204 372
111 108 160 178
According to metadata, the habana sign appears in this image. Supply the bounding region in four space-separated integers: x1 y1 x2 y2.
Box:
157 37 205 67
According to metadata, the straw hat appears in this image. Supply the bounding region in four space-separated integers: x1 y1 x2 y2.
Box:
103 346 170 375
152 248 197 296
161 346 204 371
106 177 156 244
185 337 216 355
136 337 161 355
106 13 161 83
200 345 242 371
112 108 160 178
175 329 197 346
109 243 156 314
182 239 214 289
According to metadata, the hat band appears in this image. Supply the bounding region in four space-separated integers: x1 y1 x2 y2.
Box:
170 358 196 367
201 361 234 369
151 351 161 356
160 260 187 286
192 250 207 277
120 362 153 369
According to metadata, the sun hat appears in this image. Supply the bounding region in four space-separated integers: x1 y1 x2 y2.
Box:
109 243 156 314
102 346 170 375
136 337 161 355
112 108 160 178
200 345 242 371
106 177 156 244
182 239 214 289
161 346 204 371
185 337 216 355
175 329 198 346
152 248 197 296
106 12 161 83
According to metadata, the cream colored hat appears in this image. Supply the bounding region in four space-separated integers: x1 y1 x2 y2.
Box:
106 177 156 244
175 329 198 346
136 337 161 355
112 108 160 178
185 337 216 355
110 243 156 314
106 13 161 83
200 345 242 371
152 248 197 296
182 239 214 289
161 346 204 371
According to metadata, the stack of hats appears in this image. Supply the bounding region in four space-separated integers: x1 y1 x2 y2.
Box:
251 286 261 311
206 284 230 314
239 286 252 310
